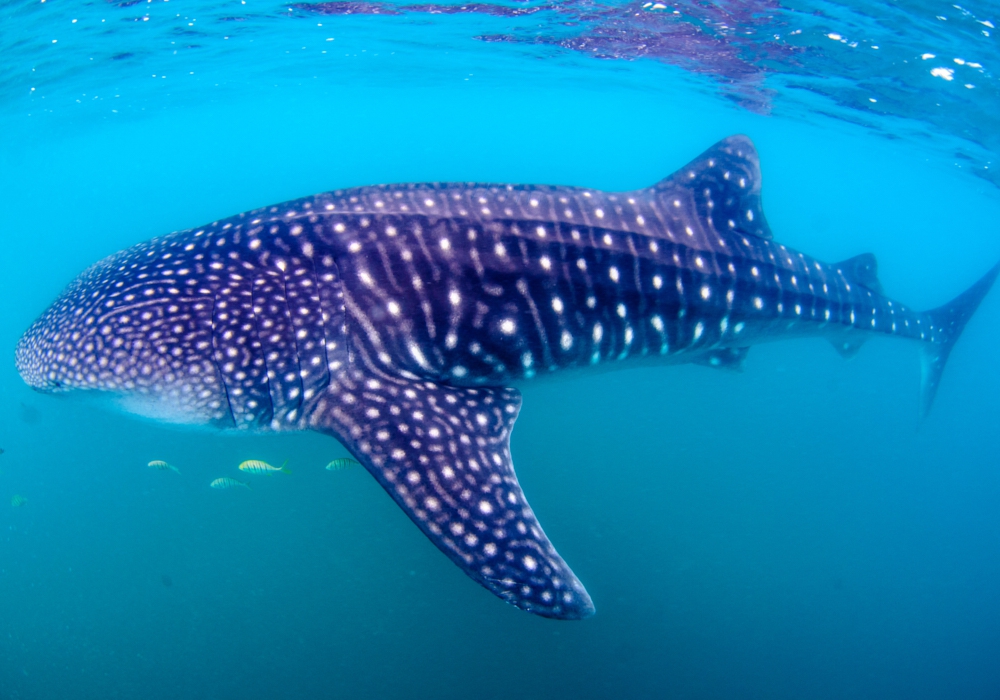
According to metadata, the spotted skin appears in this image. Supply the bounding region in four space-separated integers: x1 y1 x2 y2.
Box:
15 135 999 620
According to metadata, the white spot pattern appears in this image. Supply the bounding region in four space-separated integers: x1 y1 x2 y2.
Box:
15 134 952 622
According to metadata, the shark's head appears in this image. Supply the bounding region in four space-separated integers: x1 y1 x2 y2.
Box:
15 241 232 427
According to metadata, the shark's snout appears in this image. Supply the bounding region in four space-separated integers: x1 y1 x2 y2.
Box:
14 244 232 427
16 317 70 394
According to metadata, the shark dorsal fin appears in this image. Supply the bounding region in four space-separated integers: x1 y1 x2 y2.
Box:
648 135 772 241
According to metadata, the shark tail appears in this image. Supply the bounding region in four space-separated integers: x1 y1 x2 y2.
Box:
919 260 1000 417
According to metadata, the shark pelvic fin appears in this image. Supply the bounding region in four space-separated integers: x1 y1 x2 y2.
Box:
918 260 1000 417
694 346 750 371
834 253 883 294
829 337 867 359
308 368 595 620
649 134 773 241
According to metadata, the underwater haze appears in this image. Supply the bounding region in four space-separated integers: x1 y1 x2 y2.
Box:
2 0 1000 697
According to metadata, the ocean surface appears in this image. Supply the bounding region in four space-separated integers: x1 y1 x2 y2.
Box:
2 0 1000 697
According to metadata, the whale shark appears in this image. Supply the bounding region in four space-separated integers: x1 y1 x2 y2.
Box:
16 135 998 619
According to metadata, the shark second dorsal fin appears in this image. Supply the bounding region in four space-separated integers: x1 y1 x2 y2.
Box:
308 368 595 620
834 253 883 295
649 134 773 241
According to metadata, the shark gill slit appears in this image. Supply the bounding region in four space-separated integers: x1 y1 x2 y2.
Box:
277 265 306 423
209 295 238 428
246 279 271 427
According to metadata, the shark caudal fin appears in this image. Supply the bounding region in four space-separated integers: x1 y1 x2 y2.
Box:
919 260 1000 417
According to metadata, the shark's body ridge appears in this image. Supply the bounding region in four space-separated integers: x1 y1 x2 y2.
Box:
16 136 998 619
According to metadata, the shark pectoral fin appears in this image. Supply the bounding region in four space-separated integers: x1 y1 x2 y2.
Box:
645 134 773 241
308 370 595 620
834 253 883 294
693 347 750 371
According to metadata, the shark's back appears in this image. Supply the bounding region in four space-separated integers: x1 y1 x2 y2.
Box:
273 134 771 252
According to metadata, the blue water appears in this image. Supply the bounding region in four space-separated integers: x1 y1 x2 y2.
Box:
2 0 1000 697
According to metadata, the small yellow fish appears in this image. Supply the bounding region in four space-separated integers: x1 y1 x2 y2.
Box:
11 494 27 507
325 458 360 471
148 460 180 474
210 478 250 490
238 459 290 475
